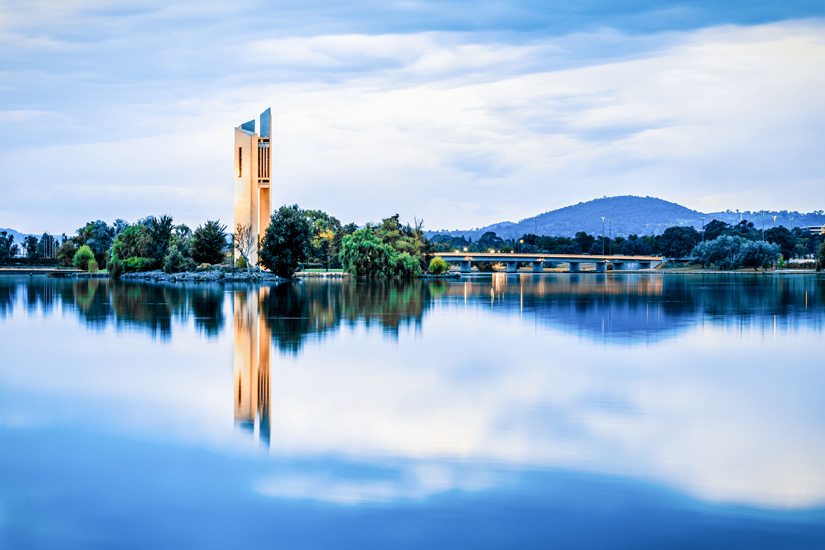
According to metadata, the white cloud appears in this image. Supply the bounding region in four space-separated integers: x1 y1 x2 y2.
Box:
2 19 824 233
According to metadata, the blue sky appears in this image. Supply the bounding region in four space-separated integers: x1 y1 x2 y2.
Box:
1 1 824 234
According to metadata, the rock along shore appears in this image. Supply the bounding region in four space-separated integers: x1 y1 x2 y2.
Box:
120 270 288 283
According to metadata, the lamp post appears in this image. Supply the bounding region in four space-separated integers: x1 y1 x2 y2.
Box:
518 239 523 253
761 210 765 241
608 219 612 255
701 216 705 242
601 216 605 255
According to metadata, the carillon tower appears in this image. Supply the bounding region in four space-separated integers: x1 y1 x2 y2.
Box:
234 107 272 267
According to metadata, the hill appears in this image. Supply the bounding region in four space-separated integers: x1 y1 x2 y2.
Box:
426 196 825 240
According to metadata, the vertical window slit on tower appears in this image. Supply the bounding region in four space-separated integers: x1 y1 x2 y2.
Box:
238 147 243 177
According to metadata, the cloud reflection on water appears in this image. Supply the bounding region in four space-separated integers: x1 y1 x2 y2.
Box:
1 274 824 511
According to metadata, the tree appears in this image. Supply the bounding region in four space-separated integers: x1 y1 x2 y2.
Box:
56 240 78 267
817 241 825 271
304 210 343 270
72 245 95 271
429 256 449 274
140 215 174 261
659 226 701 258
477 231 504 251
25 235 39 265
574 231 595 254
233 223 256 271
765 226 795 260
703 219 731 241
107 224 153 277
259 205 313 278
0 231 18 264
691 235 745 270
737 240 780 270
190 220 227 265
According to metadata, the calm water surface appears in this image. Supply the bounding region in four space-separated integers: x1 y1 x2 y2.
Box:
1 273 824 548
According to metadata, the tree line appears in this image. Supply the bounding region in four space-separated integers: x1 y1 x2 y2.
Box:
431 219 825 270
4 214 824 275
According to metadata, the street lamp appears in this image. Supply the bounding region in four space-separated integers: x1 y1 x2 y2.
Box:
608 219 612 255
518 239 523 253
701 216 705 242
761 210 765 241
601 216 605 255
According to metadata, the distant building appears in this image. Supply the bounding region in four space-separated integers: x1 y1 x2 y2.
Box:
808 226 825 235
234 108 272 267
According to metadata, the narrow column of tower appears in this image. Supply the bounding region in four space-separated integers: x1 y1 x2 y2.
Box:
235 108 272 268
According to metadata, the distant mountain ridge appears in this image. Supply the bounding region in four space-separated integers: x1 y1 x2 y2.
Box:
427 196 825 240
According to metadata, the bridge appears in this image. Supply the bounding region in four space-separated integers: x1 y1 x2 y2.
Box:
433 252 664 273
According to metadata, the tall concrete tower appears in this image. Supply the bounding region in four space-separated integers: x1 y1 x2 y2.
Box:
234 108 272 267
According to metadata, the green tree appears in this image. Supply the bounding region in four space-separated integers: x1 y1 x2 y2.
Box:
304 209 343 270
259 205 313 277
163 245 196 274
703 219 731 241
56 240 78 267
429 256 449 274
190 220 227 265
339 226 422 278
72 245 95 271
659 226 701 257
574 231 595 254
140 215 174 261
108 224 153 277
765 226 795 260
737 240 780 270
0 231 18 264
25 235 39 265
817 241 825 271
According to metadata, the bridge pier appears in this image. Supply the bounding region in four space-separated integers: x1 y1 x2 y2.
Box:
568 262 580 273
595 262 606 273
532 260 543 273
506 261 518 273
460 260 472 273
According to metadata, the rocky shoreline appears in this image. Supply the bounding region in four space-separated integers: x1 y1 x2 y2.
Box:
120 269 288 283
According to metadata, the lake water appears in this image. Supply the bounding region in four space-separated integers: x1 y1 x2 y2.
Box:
1 273 824 548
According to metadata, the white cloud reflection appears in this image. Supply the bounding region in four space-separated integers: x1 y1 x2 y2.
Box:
2 287 824 510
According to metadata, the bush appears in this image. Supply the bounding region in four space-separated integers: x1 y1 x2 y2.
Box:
72 245 95 271
429 256 449 274
163 245 193 273
124 257 151 272
236 256 247 269
87 259 99 273
259 205 313 278
191 220 228 265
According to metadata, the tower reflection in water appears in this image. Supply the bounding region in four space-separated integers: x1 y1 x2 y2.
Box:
233 287 271 446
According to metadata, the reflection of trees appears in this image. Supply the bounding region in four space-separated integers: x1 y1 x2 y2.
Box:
0 279 17 317
441 274 825 339
0 277 226 338
260 280 433 353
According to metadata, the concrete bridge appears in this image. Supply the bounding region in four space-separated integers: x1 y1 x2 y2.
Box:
433 252 664 273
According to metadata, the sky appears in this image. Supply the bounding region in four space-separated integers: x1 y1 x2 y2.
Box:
1 1 825 235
